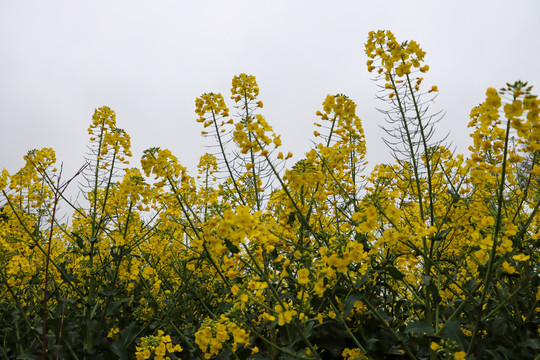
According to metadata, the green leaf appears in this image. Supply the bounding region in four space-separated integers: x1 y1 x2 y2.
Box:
111 341 130 360
111 322 141 360
365 338 380 352
440 320 467 350
521 338 540 350
404 319 434 335
433 228 451 241
106 297 132 317
343 293 363 318
224 238 240 254
119 321 139 347
385 266 405 280
16 354 40 360
72 232 85 249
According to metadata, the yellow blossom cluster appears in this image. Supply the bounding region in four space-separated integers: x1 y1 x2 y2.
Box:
88 106 132 162
194 316 250 359
135 330 183 360
366 30 428 78
195 93 229 122
366 30 437 99
230 73 260 104
342 347 367 360
141 147 188 187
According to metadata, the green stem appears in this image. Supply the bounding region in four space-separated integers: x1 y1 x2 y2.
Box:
210 105 246 206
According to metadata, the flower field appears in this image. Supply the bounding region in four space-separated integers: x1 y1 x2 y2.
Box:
1 30 540 359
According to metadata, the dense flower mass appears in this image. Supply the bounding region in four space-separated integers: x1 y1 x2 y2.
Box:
1 31 540 360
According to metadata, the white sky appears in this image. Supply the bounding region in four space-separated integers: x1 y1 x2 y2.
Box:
1 1 539 186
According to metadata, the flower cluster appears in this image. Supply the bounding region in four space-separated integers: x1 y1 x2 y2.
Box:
365 30 428 79
135 330 183 360
194 316 250 359
231 73 261 104
366 30 437 99
88 106 132 162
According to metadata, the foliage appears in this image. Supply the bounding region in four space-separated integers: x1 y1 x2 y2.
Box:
1 30 540 360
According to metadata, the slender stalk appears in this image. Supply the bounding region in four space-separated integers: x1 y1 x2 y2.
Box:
243 91 261 211
210 105 246 206
41 165 62 360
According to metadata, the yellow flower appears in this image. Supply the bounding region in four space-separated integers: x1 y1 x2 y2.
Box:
502 261 517 274
155 343 166 356
485 88 501 109
474 250 489 265
142 349 151 359
342 347 366 360
504 100 523 118
240 293 249 304
454 351 467 360
328 311 336 319
297 268 309 284
107 327 120 339
512 253 530 262
275 304 296 326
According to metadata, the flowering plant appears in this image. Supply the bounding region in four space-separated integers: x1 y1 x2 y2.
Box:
1 31 539 360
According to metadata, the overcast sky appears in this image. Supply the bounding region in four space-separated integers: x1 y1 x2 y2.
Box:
1 1 539 187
